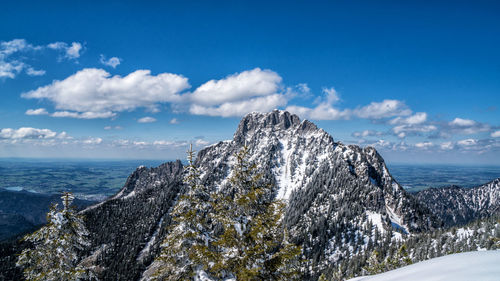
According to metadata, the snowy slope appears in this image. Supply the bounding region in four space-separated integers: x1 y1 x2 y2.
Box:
348 250 500 281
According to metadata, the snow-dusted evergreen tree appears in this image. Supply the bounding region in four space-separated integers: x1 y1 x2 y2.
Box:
211 145 301 280
16 192 93 281
364 250 384 275
152 144 215 280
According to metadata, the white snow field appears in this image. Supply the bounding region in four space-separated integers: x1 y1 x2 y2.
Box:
348 250 500 281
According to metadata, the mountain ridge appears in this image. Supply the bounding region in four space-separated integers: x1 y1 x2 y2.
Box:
413 178 500 227
7 110 497 280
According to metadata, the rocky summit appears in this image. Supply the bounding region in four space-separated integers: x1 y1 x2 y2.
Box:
72 110 443 280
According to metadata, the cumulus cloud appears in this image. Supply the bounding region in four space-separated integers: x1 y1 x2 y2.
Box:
286 87 350 120
457 138 477 147
195 139 210 146
47 42 83 59
22 68 190 119
0 60 24 78
415 142 434 149
191 94 287 117
0 39 36 78
491 130 500 138
169 118 179 124
386 112 437 138
100 54 121 68
450 118 475 127
392 124 437 137
113 139 210 149
0 127 64 139
446 117 490 135
352 130 384 138
353 100 411 119
188 68 287 117
25 108 49 115
287 95 411 121
137 117 157 123
390 112 427 125
190 68 282 106
440 141 454 150
81 137 103 145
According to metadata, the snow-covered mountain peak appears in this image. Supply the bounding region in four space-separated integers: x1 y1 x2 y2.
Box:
233 110 324 144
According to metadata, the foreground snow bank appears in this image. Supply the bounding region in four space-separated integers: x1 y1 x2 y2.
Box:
348 250 500 281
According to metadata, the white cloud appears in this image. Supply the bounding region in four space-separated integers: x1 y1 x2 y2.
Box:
0 39 30 56
169 118 179 124
22 68 190 119
191 94 287 117
195 139 210 146
353 99 411 119
457 138 477 146
352 130 384 138
100 55 121 68
66 42 82 59
26 67 46 76
286 104 350 120
188 68 287 117
440 141 454 150
392 124 437 136
190 68 282 106
286 87 351 120
51 111 116 119
447 117 490 135
0 127 62 139
287 97 412 121
322 87 340 104
25 108 49 115
81 137 102 145
415 142 434 149
388 112 435 138
104 125 122 130
0 60 24 78
47 41 83 59
491 130 500 138
0 40 29 78
137 117 157 123
390 112 427 125
0 39 81 79
450 118 476 127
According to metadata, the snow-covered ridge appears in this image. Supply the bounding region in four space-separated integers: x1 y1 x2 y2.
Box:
414 177 500 226
348 251 500 281
76 110 440 280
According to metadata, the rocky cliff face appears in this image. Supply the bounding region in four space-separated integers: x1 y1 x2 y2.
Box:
414 178 500 227
81 161 184 281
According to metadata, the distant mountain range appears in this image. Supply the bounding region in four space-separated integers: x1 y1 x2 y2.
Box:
1 110 498 280
413 178 499 227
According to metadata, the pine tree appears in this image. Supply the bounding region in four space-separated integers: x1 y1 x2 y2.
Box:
16 192 93 281
152 144 215 280
211 145 301 280
364 250 384 275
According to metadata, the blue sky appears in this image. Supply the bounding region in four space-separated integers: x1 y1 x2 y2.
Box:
0 0 499 164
